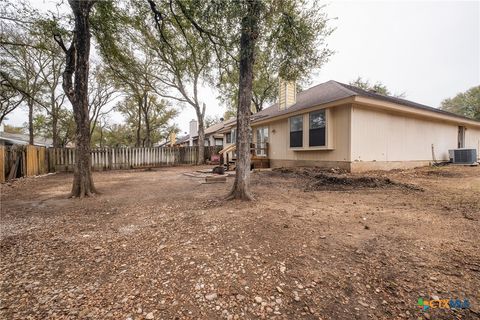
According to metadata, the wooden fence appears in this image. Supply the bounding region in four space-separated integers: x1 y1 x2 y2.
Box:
1 145 221 182
0 144 48 182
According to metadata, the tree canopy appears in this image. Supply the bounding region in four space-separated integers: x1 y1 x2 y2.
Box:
440 86 480 121
349 77 406 98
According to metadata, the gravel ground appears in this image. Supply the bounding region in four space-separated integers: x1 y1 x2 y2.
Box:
0 165 479 320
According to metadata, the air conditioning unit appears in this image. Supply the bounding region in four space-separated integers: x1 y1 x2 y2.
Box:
449 149 478 164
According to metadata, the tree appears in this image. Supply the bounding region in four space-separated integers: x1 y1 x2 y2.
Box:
204 115 222 128
102 123 134 147
1 22 49 144
1 2 72 146
165 0 331 200
33 109 76 147
440 86 480 121
0 76 24 124
225 0 262 200
143 0 330 199
34 18 70 148
349 77 406 98
116 94 177 147
3 124 24 134
88 65 117 137
122 0 215 163
218 48 283 114
54 0 97 197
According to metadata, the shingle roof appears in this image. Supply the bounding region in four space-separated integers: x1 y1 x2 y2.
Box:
0 131 53 147
336 81 478 122
204 121 226 135
251 80 479 124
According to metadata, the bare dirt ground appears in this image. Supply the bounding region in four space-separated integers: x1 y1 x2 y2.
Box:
0 165 479 320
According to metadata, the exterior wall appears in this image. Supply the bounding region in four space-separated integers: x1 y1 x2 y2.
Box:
350 104 480 171
465 127 480 159
254 104 352 169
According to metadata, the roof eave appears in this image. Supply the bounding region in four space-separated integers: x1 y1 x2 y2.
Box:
354 96 480 128
251 97 356 126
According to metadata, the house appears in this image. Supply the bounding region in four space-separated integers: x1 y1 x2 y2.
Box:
221 80 480 172
0 128 53 147
174 119 228 147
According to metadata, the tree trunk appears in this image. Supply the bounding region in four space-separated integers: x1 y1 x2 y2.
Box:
51 93 59 148
227 0 260 201
99 123 103 148
197 108 205 164
52 115 59 148
65 0 97 197
136 98 142 147
28 98 34 145
143 93 151 147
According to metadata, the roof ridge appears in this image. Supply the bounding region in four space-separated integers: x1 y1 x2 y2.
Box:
329 80 360 96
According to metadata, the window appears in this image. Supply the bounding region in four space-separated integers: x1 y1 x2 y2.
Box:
231 128 237 144
458 126 465 148
309 110 326 147
226 132 231 144
289 115 303 148
256 127 268 156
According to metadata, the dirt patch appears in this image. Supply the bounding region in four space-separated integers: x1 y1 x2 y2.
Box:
422 169 463 178
271 167 423 191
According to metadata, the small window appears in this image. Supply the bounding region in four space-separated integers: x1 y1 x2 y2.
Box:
309 110 326 147
290 115 303 148
226 132 231 144
231 128 237 144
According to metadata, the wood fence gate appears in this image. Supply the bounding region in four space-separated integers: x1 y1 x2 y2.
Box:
0 145 48 182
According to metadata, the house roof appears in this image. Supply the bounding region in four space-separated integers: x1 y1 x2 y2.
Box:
204 121 227 135
0 131 53 147
175 135 190 145
250 80 479 125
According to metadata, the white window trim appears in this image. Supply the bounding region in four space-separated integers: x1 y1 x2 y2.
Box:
288 108 334 151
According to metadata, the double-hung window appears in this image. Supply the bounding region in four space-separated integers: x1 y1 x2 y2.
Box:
309 110 326 147
289 115 303 148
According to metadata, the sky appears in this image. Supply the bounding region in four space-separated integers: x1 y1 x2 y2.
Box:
5 0 480 135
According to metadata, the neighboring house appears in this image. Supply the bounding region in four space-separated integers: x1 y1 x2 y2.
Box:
174 119 229 147
174 134 190 147
222 80 480 172
0 131 53 147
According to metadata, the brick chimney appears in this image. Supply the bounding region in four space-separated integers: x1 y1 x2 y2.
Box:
278 78 296 110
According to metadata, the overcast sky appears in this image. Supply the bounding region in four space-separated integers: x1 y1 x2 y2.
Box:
5 0 480 135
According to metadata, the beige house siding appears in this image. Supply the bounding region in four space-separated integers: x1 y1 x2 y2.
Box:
350 104 480 171
465 127 480 156
254 104 352 170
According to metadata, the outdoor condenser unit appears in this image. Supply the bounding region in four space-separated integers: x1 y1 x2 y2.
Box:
448 149 478 165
